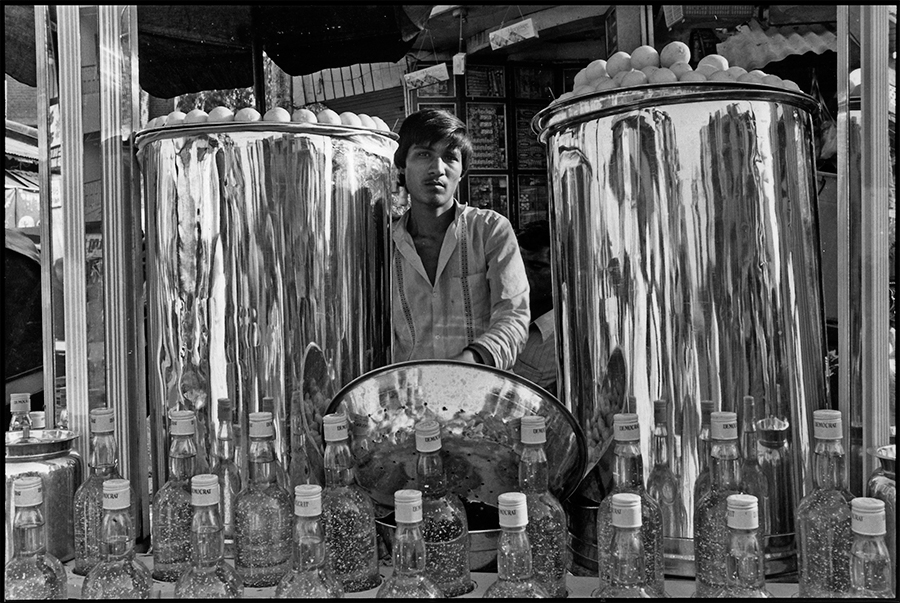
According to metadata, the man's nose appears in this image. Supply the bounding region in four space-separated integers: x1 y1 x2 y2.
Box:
429 156 446 174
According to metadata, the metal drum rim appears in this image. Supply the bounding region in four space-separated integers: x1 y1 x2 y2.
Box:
5 429 80 460
532 82 821 143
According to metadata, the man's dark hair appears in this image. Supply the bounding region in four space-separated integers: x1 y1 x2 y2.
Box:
394 108 473 174
517 219 551 252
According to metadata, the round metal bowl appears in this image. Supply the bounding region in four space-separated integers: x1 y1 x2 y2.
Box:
5 429 79 460
326 360 587 510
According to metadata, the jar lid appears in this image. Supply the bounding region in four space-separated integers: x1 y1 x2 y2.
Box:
13 476 43 507
323 412 348 442
394 489 423 524
711 411 738 440
103 479 131 510
614 413 640 441
9 393 30 413
851 497 886 536
498 492 528 528
28 411 46 429
726 494 758 530
248 412 274 437
217 397 232 415
90 408 116 433
521 415 546 445
170 410 196 435
611 492 642 528
191 474 219 507
294 484 322 517
415 419 441 452
813 409 842 440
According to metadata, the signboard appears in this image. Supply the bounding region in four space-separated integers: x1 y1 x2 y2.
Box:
466 103 507 170
465 65 506 98
515 106 546 170
468 174 509 216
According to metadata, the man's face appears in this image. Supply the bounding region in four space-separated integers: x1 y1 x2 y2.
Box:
521 246 553 311
402 140 463 209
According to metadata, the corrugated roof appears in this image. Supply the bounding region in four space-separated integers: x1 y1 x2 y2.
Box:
4 135 39 163
716 19 837 71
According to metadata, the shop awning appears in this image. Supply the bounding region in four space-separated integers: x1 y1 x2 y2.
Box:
716 19 838 71
5 5 434 98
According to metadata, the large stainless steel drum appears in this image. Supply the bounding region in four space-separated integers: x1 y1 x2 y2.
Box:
534 83 828 576
136 122 397 486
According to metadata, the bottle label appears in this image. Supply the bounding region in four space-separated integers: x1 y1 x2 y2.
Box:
521 422 546 445
14 479 42 507
103 487 129 510
90 410 116 433
395 500 423 524
727 505 758 530
324 418 348 442
416 430 441 452
192 482 219 507
852 508 886 535
711 412 738 440
614 420 640 441
813 418 842 439
611 502 641 528
295 495 322 517
10 398 30 413
249 417 274 437
498 505 526 528
171 414 196 435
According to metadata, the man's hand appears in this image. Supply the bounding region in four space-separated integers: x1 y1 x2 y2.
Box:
450 348 479 364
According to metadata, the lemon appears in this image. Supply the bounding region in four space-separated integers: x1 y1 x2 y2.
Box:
339 112 362 127
621 70 649 87
660 41 691 68
207 106 234 122
606 51 633 77
184 109 209 124
649 68 678 84
357 114 377 129
291 109 318 123
263 107 291 122
317 109 342 125
669 62 693 78
585 59 608 82
697 54 729 71
166 110 187 126
630 45 660 70
679 71 708 82
234 107 261 122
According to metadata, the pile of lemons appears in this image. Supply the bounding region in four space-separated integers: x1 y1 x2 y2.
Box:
555 41 802 104
146 106 391 131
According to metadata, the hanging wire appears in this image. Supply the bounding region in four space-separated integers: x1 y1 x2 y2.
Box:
498 5 527 28
458 9 464 54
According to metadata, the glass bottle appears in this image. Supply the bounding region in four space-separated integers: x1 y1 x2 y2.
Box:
261 396 289 491
848 497 894 598
519 415 568 597
596 413 666 597
756 415 794 551
738 396 769 541
8 393 32 435
593 492 652 598
74 407 135 576
377 489 443 598
714 493 771 598
174 474 244 597
694 411 741 597
4 476 67 600
210 397 241 558
82 479 152 599
866 445 896 596
484 492 549 598
350 412 374 465
796 409 854 597
152 409 197 581
234 411 293 587
415 419 472 596
693 400 715 506
647 399 686 546
321 412 381 592
276 484 344 598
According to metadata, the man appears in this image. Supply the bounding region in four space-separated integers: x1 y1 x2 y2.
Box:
511 220 559 396
391 109 529 369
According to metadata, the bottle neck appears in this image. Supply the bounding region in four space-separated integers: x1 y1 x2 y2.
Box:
215 418 236 461
248 436 278 484
417 449 449 496
12 507 46 557
91 432 120 471
497 526 533 581
725 527 766 590
698 428 711 472
169 433 197 480
519 443 550 493
710 439 741 491
100 507 134 561
393 521 428 576
192 504 224 568
813 439 847 490
652 423 668 466
740 428 759 464
613 441 645 490
610 525 645 588
293 515 327 572
323 439 355 487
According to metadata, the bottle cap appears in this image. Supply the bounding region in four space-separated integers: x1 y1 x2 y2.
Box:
294 484 323 517
249 412 274 437
851 497 886 536
13 476 43 507
90 408 116 433
726 494 758 530
711 411 738 440
653 399 667 423
261 396 274 415
611 492 642 528
415 419 442 452
394 489 423 524
497 492 528 528
103 479 131 510
323 412 349 442
700 400 715 422
191 474 219 507
813 409 842 440
614 413 640 442
170 410 196 435
521 415 547 445
10 393 31 414
217 397 233 417
29 411 46 429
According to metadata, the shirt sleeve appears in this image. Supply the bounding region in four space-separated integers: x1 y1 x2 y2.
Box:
470 215 530 370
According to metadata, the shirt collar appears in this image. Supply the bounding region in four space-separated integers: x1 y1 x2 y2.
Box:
533 310 555 342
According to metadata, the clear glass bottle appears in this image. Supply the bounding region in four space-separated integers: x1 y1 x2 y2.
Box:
694 411 741 597
4 476 68 600
484 492 549 598
74 407 135 576
377 489 443 598
714 494 771 598
210 397 241 558
519 415 568 597
234 411 293 587
796 409 854 597
738 396 769 541
8 393 32 434
593 492 652 598
866 445 896 596
82 479 152 599
152 409 197 581
321 412 381 592
174 474 244 597
276 484 344 598
848 497 893 598
647 399 686 546
261 396 289 491
415 419 472 596
596 413 666 597
693 400 715 506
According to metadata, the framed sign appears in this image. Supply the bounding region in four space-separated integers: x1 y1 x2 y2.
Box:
465 64 506 97
466 103 507 170
515 106 546 170
515 66 555 100
517 174 550 226
417 102 457 116
417 73 456 98
468 174 509 216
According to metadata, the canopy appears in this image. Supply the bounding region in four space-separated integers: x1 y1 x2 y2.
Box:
5 4 433 98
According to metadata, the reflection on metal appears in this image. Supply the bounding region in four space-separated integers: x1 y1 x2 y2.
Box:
326 360 587 509
136 122 395 487
535 83 827 576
